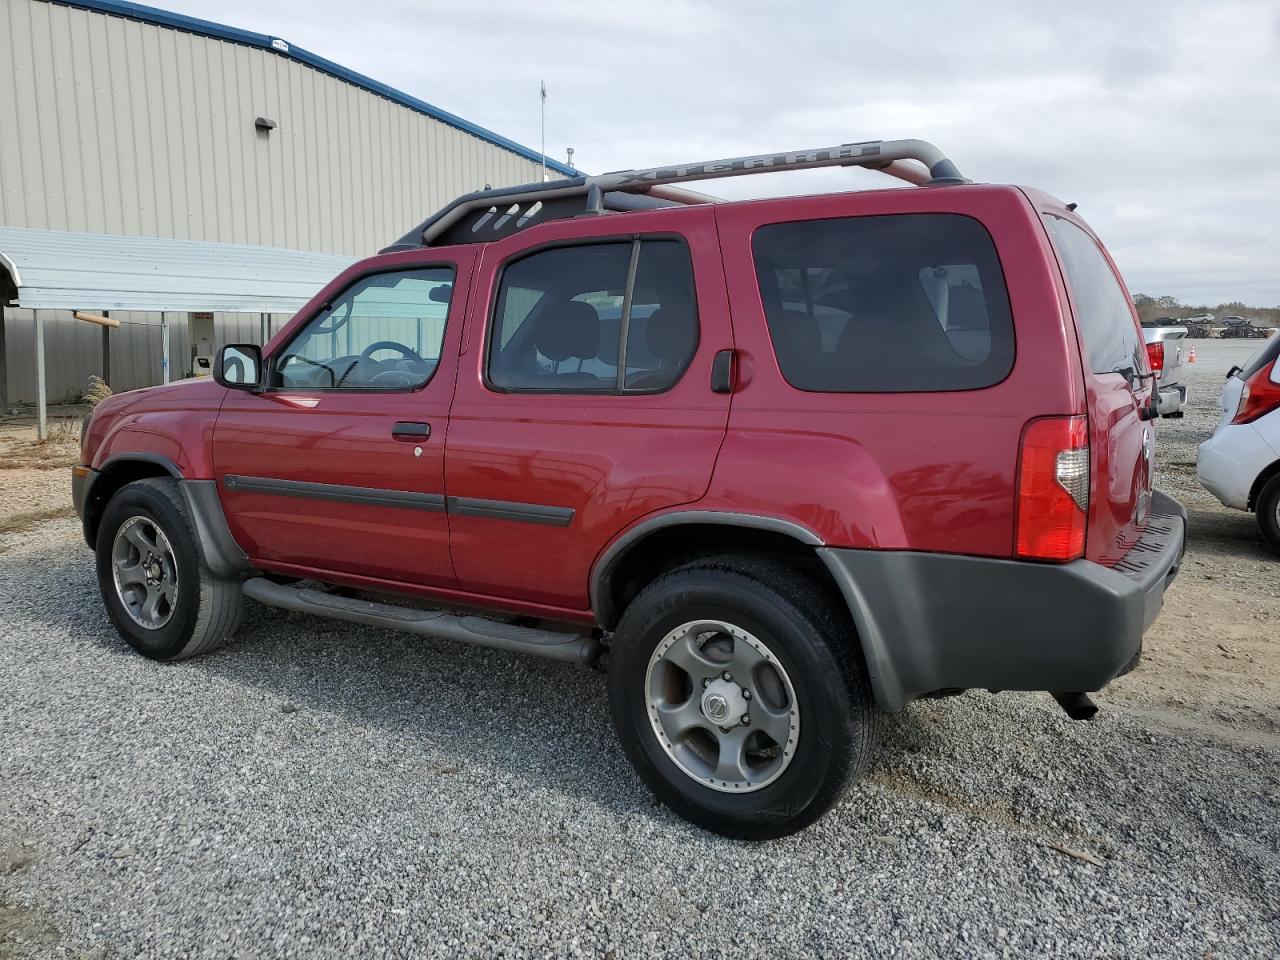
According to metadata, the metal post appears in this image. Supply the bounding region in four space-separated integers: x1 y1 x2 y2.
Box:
161 313 170 384
540 80 547 182
0 301 8 412
101 310 110 385
35 311 47 440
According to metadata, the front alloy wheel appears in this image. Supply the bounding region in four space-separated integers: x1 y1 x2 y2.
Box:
95 477 243 661
111 515 179 629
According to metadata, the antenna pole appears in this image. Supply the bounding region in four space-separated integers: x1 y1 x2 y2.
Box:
540 81 547 181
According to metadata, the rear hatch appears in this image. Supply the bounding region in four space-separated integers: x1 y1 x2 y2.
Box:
1041 213 1155 565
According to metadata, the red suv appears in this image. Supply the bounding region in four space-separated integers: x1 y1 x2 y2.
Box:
73 139 1186 838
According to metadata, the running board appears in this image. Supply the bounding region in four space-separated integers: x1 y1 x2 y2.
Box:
242 577 599 665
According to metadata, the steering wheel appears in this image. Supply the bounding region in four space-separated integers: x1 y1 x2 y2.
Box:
359 340 424 364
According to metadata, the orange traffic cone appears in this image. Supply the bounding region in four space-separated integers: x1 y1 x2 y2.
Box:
1188 344 1196 364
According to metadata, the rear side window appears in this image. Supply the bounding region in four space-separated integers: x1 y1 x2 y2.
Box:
752 213 1015 393
1240 333 1280 380
488 239 698 393
1044 216 1144 378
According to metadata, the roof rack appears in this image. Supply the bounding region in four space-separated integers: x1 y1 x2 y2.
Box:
382 138 967 252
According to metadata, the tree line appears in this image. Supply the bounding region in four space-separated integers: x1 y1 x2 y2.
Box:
1132 294 1279 327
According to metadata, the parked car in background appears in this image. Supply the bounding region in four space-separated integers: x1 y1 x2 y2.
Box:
1141 322 1188 417
71 138 1187 838
1219 316 1271 339
1199 334 1280 554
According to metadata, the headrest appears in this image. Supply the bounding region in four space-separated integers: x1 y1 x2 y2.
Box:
946 285 988 330
535 300 600 362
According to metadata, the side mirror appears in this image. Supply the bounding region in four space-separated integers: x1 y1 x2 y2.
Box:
214 344 263 389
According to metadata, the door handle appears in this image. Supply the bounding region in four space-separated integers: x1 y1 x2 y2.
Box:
392 421 431 440
711 349 736 394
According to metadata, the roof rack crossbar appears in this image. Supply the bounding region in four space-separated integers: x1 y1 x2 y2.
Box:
389 138 965 250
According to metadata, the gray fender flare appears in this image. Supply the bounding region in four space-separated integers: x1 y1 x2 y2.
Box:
179 480 254 580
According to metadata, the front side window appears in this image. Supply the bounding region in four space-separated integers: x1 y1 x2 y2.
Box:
752 213 1016 392
274 267 455 390
1044 216 1144 379
488 239 698 393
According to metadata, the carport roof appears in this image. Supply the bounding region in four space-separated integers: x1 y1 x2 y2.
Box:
0 226 355 314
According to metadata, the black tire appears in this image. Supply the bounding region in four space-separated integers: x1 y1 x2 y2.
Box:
95 477 243 661
1256 474 1280 556
608 555 876 840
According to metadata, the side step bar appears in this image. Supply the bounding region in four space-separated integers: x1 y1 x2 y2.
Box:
242 577 599 665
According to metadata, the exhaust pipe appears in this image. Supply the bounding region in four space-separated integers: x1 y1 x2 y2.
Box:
1051 692 1098 721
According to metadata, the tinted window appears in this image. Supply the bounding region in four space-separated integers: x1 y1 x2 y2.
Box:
275 268 454 390
1045 216 1144 378
489 239 698 393
1240 333 1280 380
752 214 1015 392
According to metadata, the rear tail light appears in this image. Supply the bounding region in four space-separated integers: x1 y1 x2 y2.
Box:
1145 341 1164 372
1232 360 1280 425
1016 416 1089 561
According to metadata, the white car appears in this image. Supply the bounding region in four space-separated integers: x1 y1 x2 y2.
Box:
1197 334 1280 554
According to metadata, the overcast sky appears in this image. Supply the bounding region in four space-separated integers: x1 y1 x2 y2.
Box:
167 0 1280 306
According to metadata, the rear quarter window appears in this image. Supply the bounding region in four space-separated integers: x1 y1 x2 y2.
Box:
1240 333 1280 380
1044 216 1144 379
751 213 1015 392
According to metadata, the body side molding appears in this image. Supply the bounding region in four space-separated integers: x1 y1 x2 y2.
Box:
223 475 446 512
447 496 575 527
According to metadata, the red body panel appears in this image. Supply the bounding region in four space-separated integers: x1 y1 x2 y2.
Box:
1023 190 1155 565
87 377 227 477
444 207 732 608
210 248 476 589
705 186 1085 557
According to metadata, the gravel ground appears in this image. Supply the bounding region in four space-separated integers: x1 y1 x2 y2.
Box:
1 341 1278 959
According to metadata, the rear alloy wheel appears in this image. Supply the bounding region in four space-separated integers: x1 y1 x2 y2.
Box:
609 556 876 839
1256 474 1280 556
645 619 799 793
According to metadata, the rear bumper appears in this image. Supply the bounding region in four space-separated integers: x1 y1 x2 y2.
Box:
1197 424 1269 511
1156 383 1187 417
819 490 1187 711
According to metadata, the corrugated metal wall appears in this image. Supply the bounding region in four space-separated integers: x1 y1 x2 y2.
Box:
0 0 554 405
2 308 276 404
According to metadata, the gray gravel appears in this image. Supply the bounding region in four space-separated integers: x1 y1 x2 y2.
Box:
2 341 1279 958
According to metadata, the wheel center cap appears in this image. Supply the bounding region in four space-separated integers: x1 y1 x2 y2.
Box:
703 694 729 722
146 558 163 582
701 678 749 728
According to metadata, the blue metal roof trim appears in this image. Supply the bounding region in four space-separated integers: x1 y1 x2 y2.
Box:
49 0 579 178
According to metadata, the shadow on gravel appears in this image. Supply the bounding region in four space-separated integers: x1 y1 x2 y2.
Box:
185 602 658 818
1185 503 1272 559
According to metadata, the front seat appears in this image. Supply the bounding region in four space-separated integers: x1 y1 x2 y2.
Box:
625 306 697 390
514 300 604 387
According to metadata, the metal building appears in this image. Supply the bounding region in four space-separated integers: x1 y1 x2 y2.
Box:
0 0 574 407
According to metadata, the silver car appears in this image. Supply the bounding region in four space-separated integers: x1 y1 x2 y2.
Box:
1142 323 1188 417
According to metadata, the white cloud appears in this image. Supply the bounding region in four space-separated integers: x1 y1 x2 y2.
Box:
166 0 1280 304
